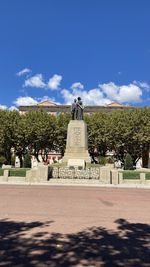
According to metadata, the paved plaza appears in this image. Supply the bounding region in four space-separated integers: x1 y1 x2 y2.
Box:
0 185 150 266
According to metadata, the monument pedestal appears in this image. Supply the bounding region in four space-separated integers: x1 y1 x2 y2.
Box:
62 120 91 164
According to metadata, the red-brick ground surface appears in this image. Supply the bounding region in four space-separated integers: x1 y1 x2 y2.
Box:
0 185 150 266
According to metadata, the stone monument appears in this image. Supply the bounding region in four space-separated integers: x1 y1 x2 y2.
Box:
62 97 91 166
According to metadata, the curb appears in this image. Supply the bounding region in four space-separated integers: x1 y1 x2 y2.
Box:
0 181 150 189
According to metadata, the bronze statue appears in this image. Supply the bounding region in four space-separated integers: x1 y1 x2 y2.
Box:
71 99 77 120
71 97 84 120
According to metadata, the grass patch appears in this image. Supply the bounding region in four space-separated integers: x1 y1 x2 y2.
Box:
0 169 4 176
145 172 150 180
122 171 140 179
9 168 30 177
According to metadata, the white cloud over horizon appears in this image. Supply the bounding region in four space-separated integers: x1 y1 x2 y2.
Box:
61 88 111 106
0 104 19 111
17 70 145 105
0 104 7 110
13 96 60 107
14 96 38 106
61 81 145 105
15 70 150 106
99 82 142 103
16 68 31 77
47 74 62 90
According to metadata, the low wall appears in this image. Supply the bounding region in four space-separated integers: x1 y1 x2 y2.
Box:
49 167 150 186
1 167 150 186
118 172 150 185
0 166 48 184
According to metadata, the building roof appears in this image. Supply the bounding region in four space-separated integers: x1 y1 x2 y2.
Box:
37 100 57 106
107 102 126 107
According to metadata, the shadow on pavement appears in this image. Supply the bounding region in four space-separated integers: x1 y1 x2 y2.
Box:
0 218 150 266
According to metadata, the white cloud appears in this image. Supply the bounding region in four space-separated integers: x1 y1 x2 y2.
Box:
0 104 7 110
47 74 62 90
118 84 142 102
0 105 19 111
99 82 142 103
61 81 145 105
18 71 63 90
0 105 18 110
99 82 119 99
71 82 84 90
61 88 111 106
133 80 150 91
14 96 38 106
16 68 31 77
24 74 46 88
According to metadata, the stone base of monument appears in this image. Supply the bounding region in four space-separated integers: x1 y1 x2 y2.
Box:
62 120 91 165
67 159 85 169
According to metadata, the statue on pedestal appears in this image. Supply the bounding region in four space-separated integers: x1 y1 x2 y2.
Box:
63 96 90 163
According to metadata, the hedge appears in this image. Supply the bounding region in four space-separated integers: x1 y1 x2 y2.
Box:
145 172 150 180
9 168 30 177
0 169 4 176
122 171 140 179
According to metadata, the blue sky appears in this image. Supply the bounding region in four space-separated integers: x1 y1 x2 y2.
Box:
0 0 150 109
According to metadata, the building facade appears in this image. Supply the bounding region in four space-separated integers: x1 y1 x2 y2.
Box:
19 100 132 115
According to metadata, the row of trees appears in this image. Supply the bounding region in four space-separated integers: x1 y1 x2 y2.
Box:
0 110 70 166
85 108 150 166
0 108 150 166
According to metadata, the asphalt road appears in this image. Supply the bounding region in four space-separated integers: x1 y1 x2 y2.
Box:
0 185 150 266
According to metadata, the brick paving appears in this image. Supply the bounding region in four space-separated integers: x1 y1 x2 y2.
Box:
0 185 150 266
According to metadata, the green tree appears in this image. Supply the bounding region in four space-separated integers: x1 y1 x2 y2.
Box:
85 112 112 162
23 153 31 168
24 110 57 161
0 110 22 164
108 108 150 166
124 153 134 170
55 113 71 155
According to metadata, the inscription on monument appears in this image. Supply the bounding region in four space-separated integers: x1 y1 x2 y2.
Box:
73 127 81 146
